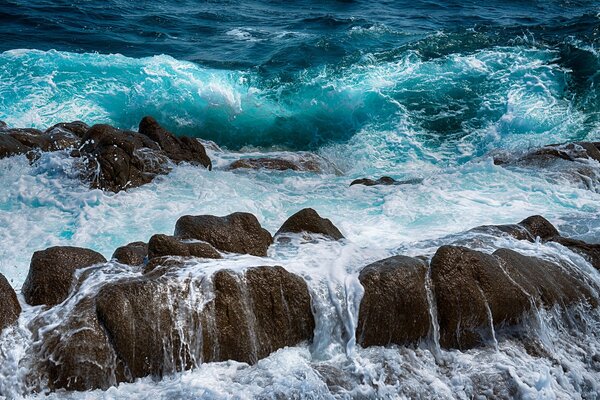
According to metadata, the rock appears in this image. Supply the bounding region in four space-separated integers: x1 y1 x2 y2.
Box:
431 245 598 350
22 246 107 306
148 234 222 260
30 298 123 391
112 242 148 266
228 156 321 172
430 246 534 349
275 208 344 240
0 120 6 129
356 256 431 347
7 128 80 152
45 121 90 138
0 134 31 159
204 266 315 363
138 116 211 169
494 142 600 166
0 273 21 332
143 256 189 274
175 212 273 256
78 124 167 192
552 236 600 270
350 176 423 187
94 266 314 380
471 215 560 242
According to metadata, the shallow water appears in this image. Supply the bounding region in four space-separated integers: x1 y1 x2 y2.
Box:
0 0 600 398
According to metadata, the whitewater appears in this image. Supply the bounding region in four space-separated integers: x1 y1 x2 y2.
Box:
1 0 600 398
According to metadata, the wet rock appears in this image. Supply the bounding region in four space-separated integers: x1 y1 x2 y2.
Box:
494 142 600 166
350 176 423 187
356 256 431 347
143 256 189 274
205 266 315 363
138 116 211 169
7 128 80 152
148 234 222 260
31 298 123 391
275 208 344 240
0 120 6 129
78 123 167 192
430 246 532 349
552 236 600 270
0 134 31 159
94 266 314 380
112 241 148 266
228 156 321 172
0 273 21 332
175 212 273 256
472 215 560 242
494 248 597 307
45 121 90 138
22 246 107 306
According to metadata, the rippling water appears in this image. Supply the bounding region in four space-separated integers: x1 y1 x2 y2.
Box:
0 0 600 398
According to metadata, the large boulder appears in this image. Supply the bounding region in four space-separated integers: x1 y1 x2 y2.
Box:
22 246 107 306
0 273 21 332
470 215 559 242
112 241 148 266
175 212 273 257
430 245 598 349
0 134 30 159
275 208 344 240
148 234 222 260
356 256 430 347
7 128 79 152
138 116 211 169
94 266 314 380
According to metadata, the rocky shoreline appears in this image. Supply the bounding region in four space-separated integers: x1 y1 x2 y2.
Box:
0 209 598 393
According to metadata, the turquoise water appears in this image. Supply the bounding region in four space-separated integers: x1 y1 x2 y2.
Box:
1 1 600 398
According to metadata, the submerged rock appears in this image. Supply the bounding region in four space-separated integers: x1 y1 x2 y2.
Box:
22 246 107 307
0 134 31 159
275 208 344 240
471 215 560 242
356 256 430 347
44 121 90 138
552 236 600 270
148 234 222 260
350 176 423 187
112 241 148 266
228 156 321 172
0 273 21 332
494 142 600 166
175 212 273 256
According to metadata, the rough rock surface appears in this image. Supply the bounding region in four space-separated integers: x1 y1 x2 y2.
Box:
7 128 80 152
356 256 431 347
148 234 222 260
112 242 148 266
0 273 21 332
471 215 560 242
275 208 344 240
228 156 320 172
175 212 273 256
350 176 423 187
0 133 31 158
22 246 107 306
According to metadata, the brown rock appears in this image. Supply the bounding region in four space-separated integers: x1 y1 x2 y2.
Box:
350 177 423 187
45 121 90 138
551 236 600 270
228 157 320 172
175 212 273 256
0 134 31 159
22 246 107 306
148 234 222 260
0 273 21 332
112 242 148 266
275 208 344 240
356 256 431 347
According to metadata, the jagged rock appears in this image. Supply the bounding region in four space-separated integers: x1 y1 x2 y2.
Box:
78 124 167 192
112 242 148 266
0 134 31 159
45 121 90 138
275 208 344 240
138 116 211 169
350 176 423 187
175 212 273 256
431 245 597 350
494 142 600 166
22 246 107 306
228 156 320 172
0 273 21 332
356 256 430 347
94 266 314 380
148 234 222 260
7 128 80 152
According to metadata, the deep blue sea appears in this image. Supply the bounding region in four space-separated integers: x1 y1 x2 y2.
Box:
0 1 600 398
